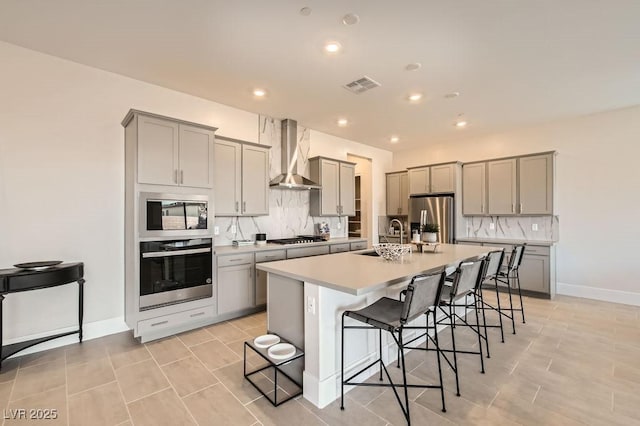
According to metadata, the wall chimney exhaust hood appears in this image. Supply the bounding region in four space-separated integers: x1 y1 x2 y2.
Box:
269 119 321 190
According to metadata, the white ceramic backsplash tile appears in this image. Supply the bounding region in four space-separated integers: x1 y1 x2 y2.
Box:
214 116 346 245
463 216 559 241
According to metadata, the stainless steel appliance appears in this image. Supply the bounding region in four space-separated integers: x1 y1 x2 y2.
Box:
139 192 210 238
139 238 213 310
409 195 455 243
268 235 325 245
269 119 322 190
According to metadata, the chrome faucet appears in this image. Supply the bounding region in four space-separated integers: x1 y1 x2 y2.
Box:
390 219 404 245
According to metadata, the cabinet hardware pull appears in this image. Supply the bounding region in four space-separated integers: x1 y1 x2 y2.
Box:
520 203 523 213
190 312 205 318
180 170 184 184
243 201 247 212
228 258 242 262
481 205 484 213
151 320 169 327
512 204 515 213
235 201 239 212
174 170 178 184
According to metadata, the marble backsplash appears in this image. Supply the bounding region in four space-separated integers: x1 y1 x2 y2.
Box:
463 216 559 241
214 116 347 245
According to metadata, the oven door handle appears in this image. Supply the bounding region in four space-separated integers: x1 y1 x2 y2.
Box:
142 247 212 258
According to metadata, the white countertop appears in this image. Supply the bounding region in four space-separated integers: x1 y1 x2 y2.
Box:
256 243 499 295
215 237 367 255
456 237 556 246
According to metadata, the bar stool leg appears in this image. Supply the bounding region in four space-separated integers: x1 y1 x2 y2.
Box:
474 296 486 374
506 275 516 334
340 313 345 410
479 290 490 358
433 310 446 413
516 270 526 323
379 329 383 381
447 305 460 396
398 332 411 425
494 277 505 343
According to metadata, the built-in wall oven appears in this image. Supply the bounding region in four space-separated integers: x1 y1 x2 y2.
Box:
139 238 213 310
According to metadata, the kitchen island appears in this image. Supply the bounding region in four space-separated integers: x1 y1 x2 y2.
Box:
256 243 497 408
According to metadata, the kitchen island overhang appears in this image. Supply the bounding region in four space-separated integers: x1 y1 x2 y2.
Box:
256 244 500 408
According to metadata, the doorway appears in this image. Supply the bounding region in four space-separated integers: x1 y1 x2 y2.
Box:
347 154 372 244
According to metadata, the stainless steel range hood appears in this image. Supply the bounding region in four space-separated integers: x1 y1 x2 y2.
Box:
269 119 321 190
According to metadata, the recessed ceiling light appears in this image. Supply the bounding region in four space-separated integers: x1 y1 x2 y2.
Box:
342 13 360 25
408 93 423 102
455 120 468 128
253 88 266 97
445 92 460 99
299 7 312 16
390 136 400 143
324 42 342 53
405 63 422 71
337 118 348 127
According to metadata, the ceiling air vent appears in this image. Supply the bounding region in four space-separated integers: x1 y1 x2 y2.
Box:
343 76 381 94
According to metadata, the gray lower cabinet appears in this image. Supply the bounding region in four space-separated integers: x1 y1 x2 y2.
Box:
217 253 255 315
457 240 554 297
287 245 330 259
255 250 286 306
330 243 351 253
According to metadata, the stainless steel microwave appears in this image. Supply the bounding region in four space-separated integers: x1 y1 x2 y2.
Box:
139 192 211 238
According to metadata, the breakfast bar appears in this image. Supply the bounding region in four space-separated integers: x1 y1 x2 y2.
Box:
256 243 498 408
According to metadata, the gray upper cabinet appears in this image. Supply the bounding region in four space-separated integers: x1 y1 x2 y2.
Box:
487 159 517 215
242 144 269 216
430 164 456 193
462 163 486 215
310 157 356 216
214 138 269 216
518 153 553 215
462 152 555 216
408 167 430 195
408 163 457 195
386 171 409 216
137 115 214 188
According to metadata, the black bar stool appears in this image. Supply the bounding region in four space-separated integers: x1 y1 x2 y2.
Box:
340 270 447 425
437 257 487 397
496 245 526 333
478 249 508 343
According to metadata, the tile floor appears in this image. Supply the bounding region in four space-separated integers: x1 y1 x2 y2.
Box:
1 294 640 425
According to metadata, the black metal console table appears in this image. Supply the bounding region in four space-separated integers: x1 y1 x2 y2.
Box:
0 262 84 370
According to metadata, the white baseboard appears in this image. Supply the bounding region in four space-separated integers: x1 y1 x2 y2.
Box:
5 317 129 358
556 282 640 307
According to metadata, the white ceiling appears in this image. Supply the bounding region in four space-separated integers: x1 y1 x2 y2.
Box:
1 0 639 151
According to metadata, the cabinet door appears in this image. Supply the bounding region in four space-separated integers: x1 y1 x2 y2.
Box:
518 254 549 294
462 163 486 215
519 154 553 215
408 167 430 195
431 164 455 193
339 162 356 216
320 159 340 215
487 159 517 215
242 144 269 216
386 174 401 215
214 140 241 216
137 116 179 186
217 264 254 315
399 172 409 215
178 124 214 188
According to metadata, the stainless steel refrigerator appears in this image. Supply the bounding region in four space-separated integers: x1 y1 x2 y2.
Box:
409 195 455 243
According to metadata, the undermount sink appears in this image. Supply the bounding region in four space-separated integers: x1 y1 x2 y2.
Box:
357 250 380 257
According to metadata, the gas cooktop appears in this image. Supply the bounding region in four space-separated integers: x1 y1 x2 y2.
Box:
268 235 326 245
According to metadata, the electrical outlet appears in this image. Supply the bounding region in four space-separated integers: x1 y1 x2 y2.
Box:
307 296 316 315
231 224 237 234
214 226 219 235
337 220 342 230
489 222 495 230
532 223 539 231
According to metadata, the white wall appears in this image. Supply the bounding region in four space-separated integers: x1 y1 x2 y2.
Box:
393 105 640 301
0 41 392 342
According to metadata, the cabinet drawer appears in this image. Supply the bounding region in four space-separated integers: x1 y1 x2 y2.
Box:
457 241 484 246
138 305 215 335
255 250 286 263
330 243 351 253
217 253 254 267
523 245 550 256
287 245 330 259
350 241 367 251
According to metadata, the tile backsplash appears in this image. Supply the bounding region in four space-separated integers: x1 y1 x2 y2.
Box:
213 116 346 245
463 215 559 241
